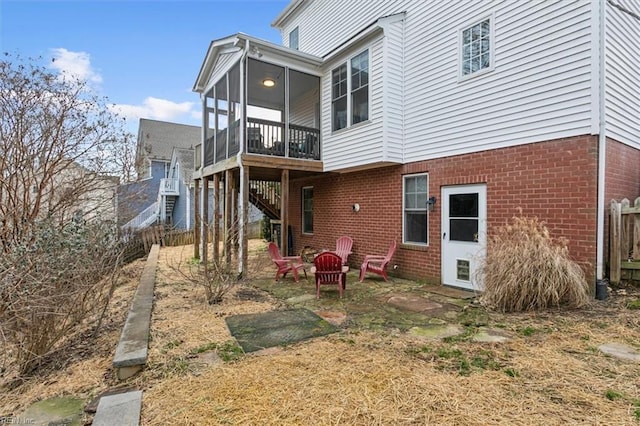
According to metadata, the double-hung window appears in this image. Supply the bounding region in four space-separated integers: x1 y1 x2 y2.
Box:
403 174 428 245
302 186 313 234
461 18 491 77
289 27 299 50
331 65 347 131
350 50 369 125
331 49 369 131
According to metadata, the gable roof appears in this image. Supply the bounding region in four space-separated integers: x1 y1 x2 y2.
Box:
136 118 201 163
171 147 195 182
193 32 322 94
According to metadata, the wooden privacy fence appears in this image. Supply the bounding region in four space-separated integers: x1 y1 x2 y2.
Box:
609 197 640 284
139 225 195 252
137 221 263 254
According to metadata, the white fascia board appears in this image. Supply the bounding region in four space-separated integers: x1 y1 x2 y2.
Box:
271 0 305 28
193 34 241 93
195 33 323 93
240 33 323 67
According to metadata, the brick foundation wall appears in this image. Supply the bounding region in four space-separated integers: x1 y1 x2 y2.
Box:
604 138 640 204
289 135 600 283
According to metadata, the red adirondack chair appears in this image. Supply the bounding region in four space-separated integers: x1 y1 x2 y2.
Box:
312 252 349 298
335 236 354 265
359 240 397 282
268 242 307 282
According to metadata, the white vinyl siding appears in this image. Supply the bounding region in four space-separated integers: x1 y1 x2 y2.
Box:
604 0 640 148
403 0 593 161
206 51 242 94
279 0 594 170
290 88 317 128
322 37 385 171
382 18 405 163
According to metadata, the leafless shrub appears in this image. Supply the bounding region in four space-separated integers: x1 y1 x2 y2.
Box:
167 220 268 305
172 255 238 305
479 214 590 312
0 53 132 376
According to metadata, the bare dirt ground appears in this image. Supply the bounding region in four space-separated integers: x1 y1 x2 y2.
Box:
2 242 640 425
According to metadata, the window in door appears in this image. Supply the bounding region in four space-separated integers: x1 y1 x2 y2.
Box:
403 173 428 245
449 193 479 242
302 186 313 234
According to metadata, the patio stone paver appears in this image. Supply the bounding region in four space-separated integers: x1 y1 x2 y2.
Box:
225 308 338 352
315 310 348 326
598 343 640 362
386 295 443 312
287 294 316 303
472 327 512 343
408 324 466 340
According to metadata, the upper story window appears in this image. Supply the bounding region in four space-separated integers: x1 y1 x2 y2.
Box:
331 64 347 131
331 49 369 132
351 50 369 125
461 18 491 78
403 173 428 245
289 27 299 50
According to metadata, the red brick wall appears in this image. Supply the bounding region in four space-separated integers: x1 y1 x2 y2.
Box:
604 138 640 204
289 135 600 282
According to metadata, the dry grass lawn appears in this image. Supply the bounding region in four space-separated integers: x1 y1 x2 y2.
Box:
2 241 639 425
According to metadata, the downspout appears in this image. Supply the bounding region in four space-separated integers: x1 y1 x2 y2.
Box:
595 0 607 286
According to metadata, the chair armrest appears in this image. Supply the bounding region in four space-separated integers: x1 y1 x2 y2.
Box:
282 255 303 263
363 255 386 262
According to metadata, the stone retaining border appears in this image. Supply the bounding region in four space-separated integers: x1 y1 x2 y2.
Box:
113 243 159 379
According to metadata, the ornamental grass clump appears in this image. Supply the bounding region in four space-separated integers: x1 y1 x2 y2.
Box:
480 214 590 312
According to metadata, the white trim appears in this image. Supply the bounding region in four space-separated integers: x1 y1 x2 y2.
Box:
589 0 601 135
402 173 429 247
458 13 495 83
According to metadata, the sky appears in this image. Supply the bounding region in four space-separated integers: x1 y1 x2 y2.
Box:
0 0 290 134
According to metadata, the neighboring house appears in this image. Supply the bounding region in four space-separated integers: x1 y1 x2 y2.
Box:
43 159 119 224
192 0 640 290
118 118 201 230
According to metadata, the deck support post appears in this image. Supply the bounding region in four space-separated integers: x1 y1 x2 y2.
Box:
280 169 289 256
194 178 200 260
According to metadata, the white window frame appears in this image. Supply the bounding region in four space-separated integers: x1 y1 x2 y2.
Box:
331 48 370 133
459 15 494 81
402 173 429 246
302 186 313 234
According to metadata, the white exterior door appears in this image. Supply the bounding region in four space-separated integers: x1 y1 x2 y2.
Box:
441 184 487 291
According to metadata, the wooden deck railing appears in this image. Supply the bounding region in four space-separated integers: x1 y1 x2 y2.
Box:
202 118 321 166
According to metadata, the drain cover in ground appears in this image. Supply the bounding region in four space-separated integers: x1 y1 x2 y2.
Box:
225 308 338 352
